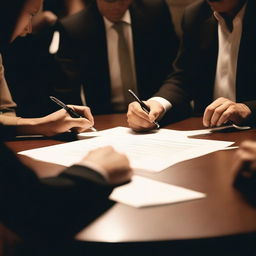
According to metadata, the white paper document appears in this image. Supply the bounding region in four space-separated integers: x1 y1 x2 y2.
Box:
19 127 234 172
109 175 206 207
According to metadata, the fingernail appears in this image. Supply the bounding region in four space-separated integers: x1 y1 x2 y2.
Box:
90 127 97 132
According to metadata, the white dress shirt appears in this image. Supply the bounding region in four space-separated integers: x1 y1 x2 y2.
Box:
213 3 247 101
104 11 137 112
154 3 247 114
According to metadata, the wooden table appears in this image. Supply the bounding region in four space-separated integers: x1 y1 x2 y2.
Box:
5 114 256 254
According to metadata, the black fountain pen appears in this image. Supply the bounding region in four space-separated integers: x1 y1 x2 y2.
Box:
50 96 97 131
128 89 160 129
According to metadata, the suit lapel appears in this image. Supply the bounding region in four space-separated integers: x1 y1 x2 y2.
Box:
129 4 146 98
201 15 218 51
200 14 219 103
236 0 256 101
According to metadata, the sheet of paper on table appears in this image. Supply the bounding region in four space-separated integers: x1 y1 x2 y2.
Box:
19 127 234 173
109 175 206 207
78 124 250 138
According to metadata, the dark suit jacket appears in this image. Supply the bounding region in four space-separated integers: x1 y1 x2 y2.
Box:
155 0 256 124
0 134 114 248
54 0 179 114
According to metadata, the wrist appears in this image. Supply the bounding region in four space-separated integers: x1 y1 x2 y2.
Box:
16 117 46 135
77 160 109 182
149 97 172 112
240 103 252 118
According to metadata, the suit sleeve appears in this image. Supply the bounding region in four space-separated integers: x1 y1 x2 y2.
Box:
154 9 194 124
0 55 21 126
52 21 83 105
0 143 114 242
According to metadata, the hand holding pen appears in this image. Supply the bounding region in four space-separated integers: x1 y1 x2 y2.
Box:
128 89 162 130
50 96 97 132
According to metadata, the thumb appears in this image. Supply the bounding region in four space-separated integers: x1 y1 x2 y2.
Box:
147 101 164 122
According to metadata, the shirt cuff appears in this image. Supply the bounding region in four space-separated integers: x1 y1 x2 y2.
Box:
149 97 172 112
76 160 109 182
149 97 172 121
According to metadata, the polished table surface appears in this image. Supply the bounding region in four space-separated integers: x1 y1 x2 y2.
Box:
5 114 256 243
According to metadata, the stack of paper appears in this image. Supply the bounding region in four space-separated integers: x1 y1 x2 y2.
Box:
109 175 206 207
19 127 234 172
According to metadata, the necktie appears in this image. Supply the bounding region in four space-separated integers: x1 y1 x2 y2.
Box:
112 21 137 110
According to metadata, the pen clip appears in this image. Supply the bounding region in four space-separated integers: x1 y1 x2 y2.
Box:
50 96 66 109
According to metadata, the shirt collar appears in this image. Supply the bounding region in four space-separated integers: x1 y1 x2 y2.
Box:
103 10 131 30
214 2 247 30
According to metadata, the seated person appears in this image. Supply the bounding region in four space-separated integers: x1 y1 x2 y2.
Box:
0 0 94 138
127 0 256 131
54 0 179 114
0 57 94 137
0 0 132 250
2 0 87 118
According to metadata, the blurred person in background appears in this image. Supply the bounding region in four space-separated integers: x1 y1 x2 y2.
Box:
127 0 256 131
2 0 87 118
0 1 132 255
54 0 179 115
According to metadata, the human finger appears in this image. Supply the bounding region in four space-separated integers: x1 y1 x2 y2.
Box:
69 105 94 124
128 102 151 121
203 97 228 127
127 110 155 131
69 117 94 133
209 100 232 127
147 100 164 123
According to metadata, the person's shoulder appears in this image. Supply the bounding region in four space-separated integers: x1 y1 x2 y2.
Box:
58 4 101 38
131 0 172 19
184 0 211 19
59 3 99 30
59 9 88 28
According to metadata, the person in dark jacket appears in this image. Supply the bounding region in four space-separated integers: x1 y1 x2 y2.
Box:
0 0 132 252
54 0 179 115
127 0 256 131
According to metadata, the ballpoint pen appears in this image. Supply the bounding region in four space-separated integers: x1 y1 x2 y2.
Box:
128 89 160 129
209 120 251 132
50 96 97 132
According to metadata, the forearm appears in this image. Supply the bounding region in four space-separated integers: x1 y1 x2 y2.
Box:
1 161 113 241
15 117 46 135
0 115 47 136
